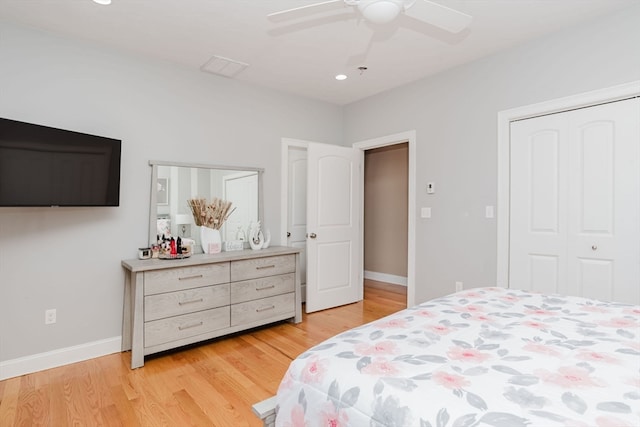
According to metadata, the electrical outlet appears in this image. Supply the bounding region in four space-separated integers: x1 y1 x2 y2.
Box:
455 281 463 292
45 309 56 325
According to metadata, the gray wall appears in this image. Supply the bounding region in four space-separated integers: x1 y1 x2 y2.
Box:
364 144 408 278
1 4 639 366
344 5 640 303
0 23 343 362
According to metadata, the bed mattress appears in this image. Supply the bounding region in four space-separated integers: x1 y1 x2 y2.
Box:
275 287 640 427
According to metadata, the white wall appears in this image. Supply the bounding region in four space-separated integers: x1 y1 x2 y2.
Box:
0 23 343 367
344 6 640 303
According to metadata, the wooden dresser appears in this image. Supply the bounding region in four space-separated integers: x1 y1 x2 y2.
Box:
121 246 301 368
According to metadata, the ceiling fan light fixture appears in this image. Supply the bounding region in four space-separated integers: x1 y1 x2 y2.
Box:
357 0 402 24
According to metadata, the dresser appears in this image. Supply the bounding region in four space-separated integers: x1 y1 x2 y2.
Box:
121 246 301 368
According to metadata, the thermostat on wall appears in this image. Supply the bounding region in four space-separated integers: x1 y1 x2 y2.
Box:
427 182 435 194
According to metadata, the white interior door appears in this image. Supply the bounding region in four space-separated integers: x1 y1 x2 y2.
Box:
287 147 308 300
306 142 362 313
222 172 258 242
509 97 640 304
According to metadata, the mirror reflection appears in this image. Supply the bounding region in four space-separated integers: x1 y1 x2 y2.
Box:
151 162 262 253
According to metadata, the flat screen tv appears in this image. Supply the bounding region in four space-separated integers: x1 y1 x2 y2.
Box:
0 117 121 207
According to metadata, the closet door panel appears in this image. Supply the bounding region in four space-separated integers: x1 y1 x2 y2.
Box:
568 98 640 303
509 115 568 294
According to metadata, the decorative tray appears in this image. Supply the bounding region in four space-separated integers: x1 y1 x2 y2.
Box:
158 253 191 260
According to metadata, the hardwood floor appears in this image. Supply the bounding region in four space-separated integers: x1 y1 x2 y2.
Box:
0 281 406 427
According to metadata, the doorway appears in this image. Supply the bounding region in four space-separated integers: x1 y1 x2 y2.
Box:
363 143 409 286
281 130 417 308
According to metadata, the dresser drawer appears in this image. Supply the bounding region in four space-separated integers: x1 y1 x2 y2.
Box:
231 254 295 282
231 273 294 304
144 263 230 295
145 284 230 321
144 307 230 347
231 293 294 326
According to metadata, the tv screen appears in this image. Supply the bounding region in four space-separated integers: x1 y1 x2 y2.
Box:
0 117 121 207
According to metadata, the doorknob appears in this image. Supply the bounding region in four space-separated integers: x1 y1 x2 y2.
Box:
591 245 598 251
309 233 317 239
286 232 291 237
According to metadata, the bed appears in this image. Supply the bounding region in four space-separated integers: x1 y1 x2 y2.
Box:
254 287 640 427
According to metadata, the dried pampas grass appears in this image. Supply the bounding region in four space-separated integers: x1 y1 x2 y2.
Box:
187 197 234 230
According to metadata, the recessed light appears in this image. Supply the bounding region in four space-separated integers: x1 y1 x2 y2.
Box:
335 74 347 81
93 0 111 5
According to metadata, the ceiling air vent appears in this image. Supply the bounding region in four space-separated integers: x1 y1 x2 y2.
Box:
200 55 249 78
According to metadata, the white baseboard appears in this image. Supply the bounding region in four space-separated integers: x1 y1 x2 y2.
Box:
364 271 407 286
0 336 122 381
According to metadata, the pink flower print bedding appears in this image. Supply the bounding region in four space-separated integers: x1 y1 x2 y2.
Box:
275 287 640 427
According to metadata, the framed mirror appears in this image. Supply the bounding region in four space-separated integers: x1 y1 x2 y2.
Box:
148 160 264 253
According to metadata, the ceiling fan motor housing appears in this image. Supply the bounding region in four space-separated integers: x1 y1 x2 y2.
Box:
348 0 416 24
269 0 471 34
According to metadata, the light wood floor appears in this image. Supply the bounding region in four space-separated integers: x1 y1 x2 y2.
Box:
0 281 406 427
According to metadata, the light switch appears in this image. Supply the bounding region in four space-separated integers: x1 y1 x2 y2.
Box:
421 207 432 218
485 205 494 218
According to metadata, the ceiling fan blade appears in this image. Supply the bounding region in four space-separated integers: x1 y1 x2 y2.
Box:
267 0 346 22
406 0 472 33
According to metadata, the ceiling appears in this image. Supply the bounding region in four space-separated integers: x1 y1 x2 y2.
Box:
0 0 637 105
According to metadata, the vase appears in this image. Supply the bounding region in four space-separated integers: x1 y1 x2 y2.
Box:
200 226 221 254
249 228 264 250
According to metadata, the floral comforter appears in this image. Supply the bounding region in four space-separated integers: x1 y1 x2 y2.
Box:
275 287 640 427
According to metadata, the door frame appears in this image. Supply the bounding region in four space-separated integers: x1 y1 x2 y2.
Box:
496 80 640 288
353 131 416 307
280 131 417 307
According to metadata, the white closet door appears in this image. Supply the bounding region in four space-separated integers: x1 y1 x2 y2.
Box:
510 113 569 295
566 99 639 303
509 97 639 304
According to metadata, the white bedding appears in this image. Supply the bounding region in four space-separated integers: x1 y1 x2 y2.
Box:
275 287 640 427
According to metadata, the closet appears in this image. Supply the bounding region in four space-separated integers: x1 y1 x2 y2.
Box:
509 97 639 304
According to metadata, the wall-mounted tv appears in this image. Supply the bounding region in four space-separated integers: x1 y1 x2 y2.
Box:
0 117 121 207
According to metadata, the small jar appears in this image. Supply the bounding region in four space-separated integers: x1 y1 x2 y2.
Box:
138 247 151 260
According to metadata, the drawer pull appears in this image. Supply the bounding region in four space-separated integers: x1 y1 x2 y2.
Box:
256 285 276 291
256 265 276 270
256 305 275 313
178 321 203 331
178 298 204 306
178 274 204 281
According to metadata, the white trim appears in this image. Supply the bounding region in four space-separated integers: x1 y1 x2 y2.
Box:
0 336 121 380
353 130 417 307
364 270 408 286
497 81 640 288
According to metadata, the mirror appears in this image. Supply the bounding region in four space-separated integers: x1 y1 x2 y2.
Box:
148 161 264 253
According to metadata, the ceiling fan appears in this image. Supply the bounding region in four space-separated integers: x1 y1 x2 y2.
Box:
267 0 473 33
